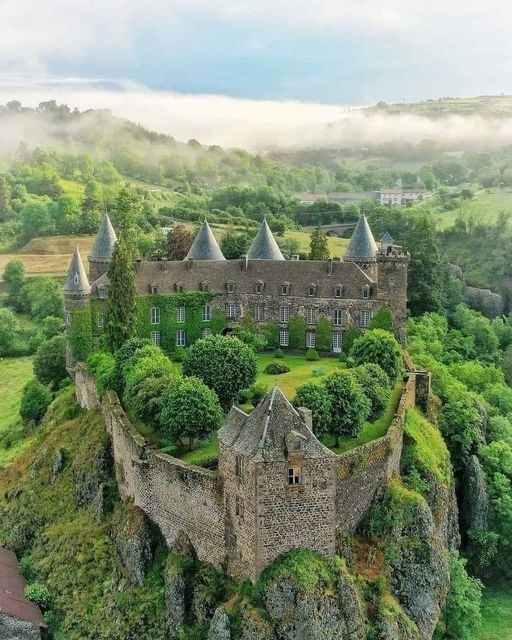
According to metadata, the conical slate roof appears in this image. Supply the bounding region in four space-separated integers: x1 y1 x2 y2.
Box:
343 214 378 262
380 232 394 246
184 220 225 261
89 213 117 260
247 219 285 260
63 246 91 294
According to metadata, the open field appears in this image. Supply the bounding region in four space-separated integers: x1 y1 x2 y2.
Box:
0 357 35 467
478 586 512 640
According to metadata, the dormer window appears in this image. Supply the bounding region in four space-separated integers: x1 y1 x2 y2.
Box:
281 282 290 295
201 281 209 292
285 430 306 455
255 281 264 294
334 285 344 298
362 285 371 299
97 285 106 300
175 282 185 293
73 273 79 285
150 283 158 294
308 284 317 297
226 281 235 294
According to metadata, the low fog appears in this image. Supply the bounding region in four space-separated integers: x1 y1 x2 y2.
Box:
1 88 512 154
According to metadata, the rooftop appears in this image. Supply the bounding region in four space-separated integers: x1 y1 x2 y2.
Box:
184 220 225 261
89 213 117 260
63 246 91 295
0 548 46 629
247 220 285 260
343 214 378 262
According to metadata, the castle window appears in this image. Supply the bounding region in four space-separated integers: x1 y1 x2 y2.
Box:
235 455 244 477
202 327 212 338
255 281 264 294
150 284 158 294
288 466 302 485
177 306 185 323
235 495 244 520
279 329 289 347
306 308 317 325
226 282 235 294
332 309 344 326
254 305 264 322
201 281 209 292
202 304 212 322
308 284 317 297
362 285 371 299
176 329 186 346
334 285 343 298
97 285 106 300
279 306 290 323
226 304 236 320
306 330 316 348
151 331 160 346
281 282 290 295
332 332 342 353
151 307 160 324
360 310 371 327
97 310 104 328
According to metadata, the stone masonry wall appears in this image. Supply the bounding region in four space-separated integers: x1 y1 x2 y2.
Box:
75 367 226 569
334 374 416 539
0 614 41 640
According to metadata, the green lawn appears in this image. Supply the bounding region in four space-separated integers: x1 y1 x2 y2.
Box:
478 586 512 640
0 357 35 467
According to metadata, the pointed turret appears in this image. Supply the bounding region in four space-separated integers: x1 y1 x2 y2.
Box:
184 220 225 261
343 214 378 262
380 232 394 247
247 219 285 260
88 213 117 281
63 246 91 295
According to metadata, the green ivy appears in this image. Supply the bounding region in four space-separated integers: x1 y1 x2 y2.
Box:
315 316 331 352
289 317 307 350
69 307 94 362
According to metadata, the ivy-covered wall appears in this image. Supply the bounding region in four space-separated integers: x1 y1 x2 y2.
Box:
69 306 94 362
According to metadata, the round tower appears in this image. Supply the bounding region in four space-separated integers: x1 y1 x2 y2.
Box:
88 213 117 282
342 214 379 280
63 246 91 372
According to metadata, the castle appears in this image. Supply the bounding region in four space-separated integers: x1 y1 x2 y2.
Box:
63 214 409 357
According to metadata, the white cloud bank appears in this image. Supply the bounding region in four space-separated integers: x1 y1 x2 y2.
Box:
2 82 512 151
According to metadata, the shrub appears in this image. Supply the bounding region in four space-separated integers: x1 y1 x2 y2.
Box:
305 348 319 361
442 551 482 640
19 378 52 425
172 346 187 362
19 556 36 582
249 382 268 405
264 361 291 375
33 335 68 388
322 370 371 442
24 582 53 610
86 351 115 394
273 348 285 359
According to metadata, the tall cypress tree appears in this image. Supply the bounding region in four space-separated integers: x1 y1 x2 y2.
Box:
309 225 330 260
104 236 136 352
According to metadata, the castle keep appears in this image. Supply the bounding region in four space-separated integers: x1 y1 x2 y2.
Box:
63 214 409 358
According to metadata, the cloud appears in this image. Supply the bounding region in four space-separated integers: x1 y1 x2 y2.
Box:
2 80 512 152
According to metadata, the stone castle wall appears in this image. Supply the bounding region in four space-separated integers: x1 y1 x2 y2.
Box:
75 365 226 568
334 373 416 538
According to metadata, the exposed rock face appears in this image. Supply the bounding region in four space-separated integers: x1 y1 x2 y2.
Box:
447 263 464 282
261 569 366 640
51 448 65 483
207 608 231 640
164 533 198 639
113 506 152 586
0 614 41 640
72 444 111 508
460 455 489 534
466 286 503 319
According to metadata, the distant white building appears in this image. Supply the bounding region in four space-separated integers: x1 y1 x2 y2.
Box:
379 187 426 206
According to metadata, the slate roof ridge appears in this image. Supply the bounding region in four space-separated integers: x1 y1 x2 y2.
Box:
247 219 285 260
184 220 226 261
63 246 91 294
343 214 378 262
89 212 117 260
380 231 394 245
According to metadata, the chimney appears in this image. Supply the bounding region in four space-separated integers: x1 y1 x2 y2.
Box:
187 257 194 270
291 255 299 261
328 259 333 275
296 407 313 432
242 255 248 272
161 258 168 272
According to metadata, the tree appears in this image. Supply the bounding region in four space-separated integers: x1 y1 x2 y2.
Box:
104 238 136 352
111 186 141 234
165 224 195 260
3 260 26 311
220 228 251 259
182 335 257 410
439 393 484 471
20 200 52 242
350 329 402 381
159 377 223 447
309 225 330 261
350 364 391 420
111 337 152 395
19 378 52 425
442 551 482 640
123 352 175 416
369 306 392 331
33 335 68 388
0 174 12 221
0 308 19 356
322 370 371 443
293 382 332 435
21 277 64 320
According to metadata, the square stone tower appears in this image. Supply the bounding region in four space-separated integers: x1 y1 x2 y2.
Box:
218 387 337 582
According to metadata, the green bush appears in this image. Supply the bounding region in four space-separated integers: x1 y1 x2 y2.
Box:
19 378 52 425
441 551 482 640
87 351 115 394
273 348 285 359
264 361 291 375
24 582 53 610
19 556 36 582
305 348 319 361
172 345 187 362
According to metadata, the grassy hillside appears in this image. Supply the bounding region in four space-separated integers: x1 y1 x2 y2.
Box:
367 95 512 117
0 357 35 467
478 587 512 639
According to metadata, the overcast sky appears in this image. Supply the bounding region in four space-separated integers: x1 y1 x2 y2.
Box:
1 1 511 146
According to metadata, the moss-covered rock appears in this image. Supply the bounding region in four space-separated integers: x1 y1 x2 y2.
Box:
112 504 153 586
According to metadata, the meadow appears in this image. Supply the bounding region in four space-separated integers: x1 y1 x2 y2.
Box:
478 586 512 640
